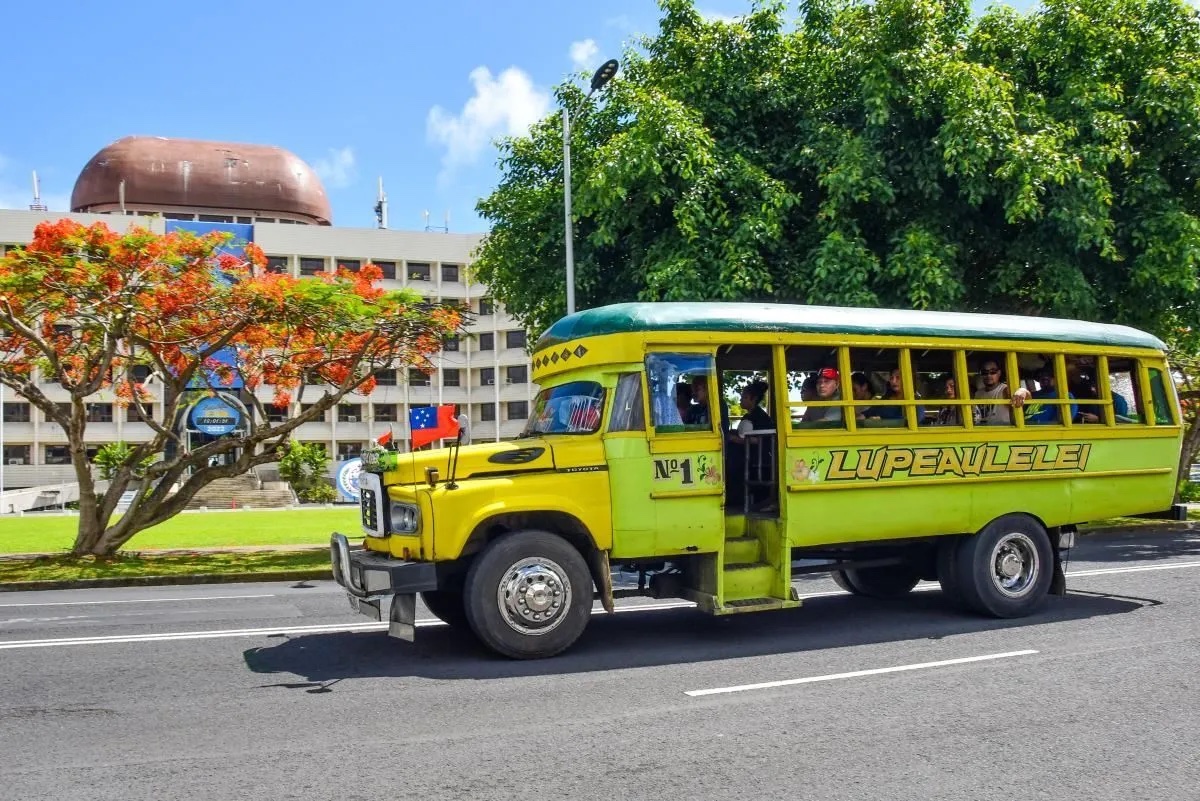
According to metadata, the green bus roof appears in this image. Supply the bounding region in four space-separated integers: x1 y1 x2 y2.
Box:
535 302 1166 352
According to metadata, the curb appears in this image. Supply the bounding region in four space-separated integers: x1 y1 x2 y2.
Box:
0 569 333 593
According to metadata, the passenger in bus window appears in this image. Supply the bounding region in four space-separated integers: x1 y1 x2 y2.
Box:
730 380 772 443
1074 373 1129 423
973 357 1031 425
675 382 693 423
803 367 842 423
689 374 711 426
865 367 925 423
1025 365 1077 424
934 375 975 425
851 371 873 419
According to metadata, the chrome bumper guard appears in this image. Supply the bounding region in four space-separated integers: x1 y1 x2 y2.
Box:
330 533 443 642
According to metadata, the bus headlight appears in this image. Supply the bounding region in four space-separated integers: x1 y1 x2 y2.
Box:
389 502 420 534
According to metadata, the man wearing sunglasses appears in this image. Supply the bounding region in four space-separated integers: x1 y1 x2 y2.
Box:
973 358 1031 425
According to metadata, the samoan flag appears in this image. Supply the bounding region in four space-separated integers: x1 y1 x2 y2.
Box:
410 404 460 449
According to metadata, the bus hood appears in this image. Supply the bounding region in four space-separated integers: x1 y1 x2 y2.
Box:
378 439 556 486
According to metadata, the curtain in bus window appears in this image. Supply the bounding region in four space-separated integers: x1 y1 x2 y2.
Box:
609 372 646 432
646 353 714 432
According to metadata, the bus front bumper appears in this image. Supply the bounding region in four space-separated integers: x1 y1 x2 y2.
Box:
330 532 441 641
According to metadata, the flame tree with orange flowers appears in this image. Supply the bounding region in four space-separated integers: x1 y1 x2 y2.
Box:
0 220 462 556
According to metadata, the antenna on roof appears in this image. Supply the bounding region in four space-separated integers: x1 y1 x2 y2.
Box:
424 209 449 233
374 177 388 229
29 171 48 212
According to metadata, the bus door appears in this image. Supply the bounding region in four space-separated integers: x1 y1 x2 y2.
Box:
604 352 725 559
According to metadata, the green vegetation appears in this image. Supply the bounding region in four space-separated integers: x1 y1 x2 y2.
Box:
277 440 337 503
0 507 358 555
0 549 330 585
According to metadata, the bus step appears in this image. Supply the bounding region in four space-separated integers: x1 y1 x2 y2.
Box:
723 535 761 564
716 597 790 615
722 561 776 601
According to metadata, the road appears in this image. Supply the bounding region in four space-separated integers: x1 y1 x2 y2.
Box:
1 527 1198 801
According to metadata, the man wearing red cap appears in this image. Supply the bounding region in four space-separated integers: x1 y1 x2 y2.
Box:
804 367 843 423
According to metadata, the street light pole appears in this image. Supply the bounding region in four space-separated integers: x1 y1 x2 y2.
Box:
563 58 619 317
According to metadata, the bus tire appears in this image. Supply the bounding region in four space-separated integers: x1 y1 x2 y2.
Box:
419 590 469 630
463 530 593 659
953 515 1053 618
832 566 920 599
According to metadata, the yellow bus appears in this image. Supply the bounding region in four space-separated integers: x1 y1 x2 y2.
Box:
330 302 1185 659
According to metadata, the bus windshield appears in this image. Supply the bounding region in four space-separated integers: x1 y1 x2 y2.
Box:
523 381 605 435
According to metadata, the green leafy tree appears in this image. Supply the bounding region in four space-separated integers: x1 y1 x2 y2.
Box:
277 440 332 503
92 442 156 482
475 0 1200 491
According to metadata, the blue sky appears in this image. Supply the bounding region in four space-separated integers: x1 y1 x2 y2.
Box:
1 0 1035 233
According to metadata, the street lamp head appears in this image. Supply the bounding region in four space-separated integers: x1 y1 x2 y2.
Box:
589 59 620 92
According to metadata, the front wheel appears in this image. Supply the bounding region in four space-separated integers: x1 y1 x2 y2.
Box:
420 590 469 630
463 530 594 659
952 515 1053 618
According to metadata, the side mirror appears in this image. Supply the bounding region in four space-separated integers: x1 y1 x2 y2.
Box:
456 413 470 445
425 467 439 487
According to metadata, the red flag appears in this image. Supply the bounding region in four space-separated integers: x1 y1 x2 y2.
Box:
376 428 393 447
411 404 461 450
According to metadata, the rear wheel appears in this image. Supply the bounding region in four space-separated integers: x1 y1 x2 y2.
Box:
464 530 594 659
832 565 921 599
419 590 469 630
952 515 1053 618
936 536 968 608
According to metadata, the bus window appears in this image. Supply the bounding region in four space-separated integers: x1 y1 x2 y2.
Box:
969 352 1019 427
850 347 924 428
785 346 846 430
608 372 646 432
646 353 715 434
913 348 968 427
1148 367 1176 425
1107 359 1143 424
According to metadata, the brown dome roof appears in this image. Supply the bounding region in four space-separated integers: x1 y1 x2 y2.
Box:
71 136 332 224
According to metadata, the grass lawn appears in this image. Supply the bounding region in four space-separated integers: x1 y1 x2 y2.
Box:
0 550 331 584
0 507 360 555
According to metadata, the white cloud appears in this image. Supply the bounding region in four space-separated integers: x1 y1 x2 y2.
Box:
699 9 739 22
312 146 357 189
570 39 599 71
427 66 551 180
0 155 70 212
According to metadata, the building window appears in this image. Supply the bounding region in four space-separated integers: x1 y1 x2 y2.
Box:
265 256 289 274
337 259 361 273
337 442 364 460
478 333 495 351
51 402 71 421
198 214 234 223
505 330 527 349
481 367 496 386
236 216 252 224
409 368 431 387
480 403 496 422
506 365 528 385
374 261 397 279
374 369 398 386
507 401 529 420
408 262 431 281
126 405 154 423
443 368 461 387
265 405 288 423
479 297 495 315
444 336 460 352
300 403 324 422
300 257 325 276
86 404 113 423
2 402 30 423
45 445 71 465
163 213 195 221
441 264 460 283
338 404 362 423
256 217 276 223
3 444 31 465
373 403 399 422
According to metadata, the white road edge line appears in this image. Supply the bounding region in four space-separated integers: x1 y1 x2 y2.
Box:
1 558 1197 651
0 594 277 609
685 649 1040 697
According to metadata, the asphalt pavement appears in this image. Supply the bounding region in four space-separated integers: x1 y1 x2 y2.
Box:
0 527 1197 801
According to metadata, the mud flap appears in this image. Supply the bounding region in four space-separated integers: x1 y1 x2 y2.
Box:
388 593 417 641
1050 552 1067 597
587 549 615 613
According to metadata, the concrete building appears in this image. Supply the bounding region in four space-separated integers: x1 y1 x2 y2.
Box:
0 136 533 492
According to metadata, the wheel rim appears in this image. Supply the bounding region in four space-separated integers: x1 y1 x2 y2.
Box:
990 532 1039 598
495 556 573 636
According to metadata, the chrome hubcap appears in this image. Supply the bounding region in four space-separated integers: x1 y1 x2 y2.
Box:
990 533 1039 597
496 557 572 636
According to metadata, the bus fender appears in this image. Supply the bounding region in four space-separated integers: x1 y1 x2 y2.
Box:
1050 546 1067 597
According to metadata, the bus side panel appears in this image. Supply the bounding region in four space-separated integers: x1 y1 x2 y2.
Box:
1067 434 1180 523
